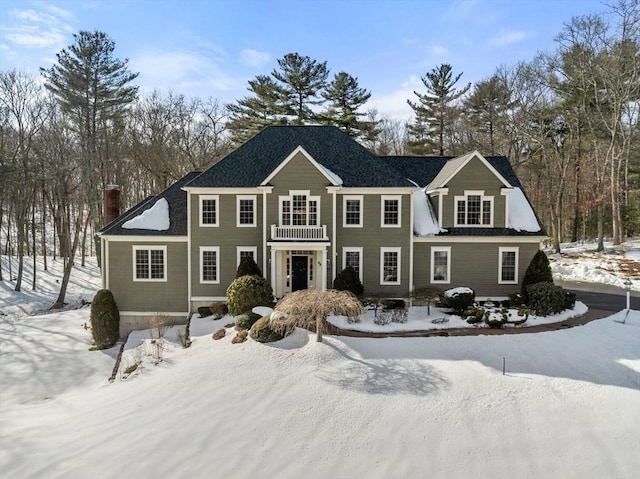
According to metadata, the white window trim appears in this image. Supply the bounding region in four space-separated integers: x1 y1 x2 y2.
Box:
278 191 320 226
380 247 401 285
454 190 494 227
132 245 167 282
236 195 257 227
200 246 220 284
236 246 258 267
199 195 219 227
343 195 363 228
430 246 451 284
342 247 363 282
381 195 402 228
498 246 519 284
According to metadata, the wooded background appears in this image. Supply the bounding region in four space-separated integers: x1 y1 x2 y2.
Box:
1 1 638 306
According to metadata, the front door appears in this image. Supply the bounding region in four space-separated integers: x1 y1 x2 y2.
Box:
292 255 308 291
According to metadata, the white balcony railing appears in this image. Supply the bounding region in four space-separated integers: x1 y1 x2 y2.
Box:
271 225 328 241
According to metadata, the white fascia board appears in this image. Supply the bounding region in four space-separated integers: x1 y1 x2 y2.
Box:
337 187 416 194
182 187 266 194
261 145 340 186
102 235 188 242
412 235 546 244
435 151 512 189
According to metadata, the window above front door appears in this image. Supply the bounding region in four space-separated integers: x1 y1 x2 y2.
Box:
279 191 320 226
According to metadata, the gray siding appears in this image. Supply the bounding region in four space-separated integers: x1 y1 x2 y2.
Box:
191 193 263 298
439 157 506 227
266 151 333 232
337 193 412 296
413 241 540 297
107 241 188 312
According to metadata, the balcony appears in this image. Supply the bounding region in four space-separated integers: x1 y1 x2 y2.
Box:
270 225 328 241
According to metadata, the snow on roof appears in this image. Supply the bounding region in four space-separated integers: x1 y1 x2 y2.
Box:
508 188 541 232
319 164 343 186
414 187 446 236
122 198 170 231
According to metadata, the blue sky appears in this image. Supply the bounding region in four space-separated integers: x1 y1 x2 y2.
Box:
0 0 608 120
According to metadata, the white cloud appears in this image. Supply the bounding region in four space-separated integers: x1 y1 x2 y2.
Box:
368 75 422 122
488 30 530 46
1 6 75 50
239 49 270 68
430 44 449 56
131 50 237 96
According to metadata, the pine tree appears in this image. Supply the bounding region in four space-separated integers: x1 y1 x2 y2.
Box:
464 75 512 155
407 63 471 155
226 75 286 143
40 30 138 231
272 52 329 124
322 71 374 138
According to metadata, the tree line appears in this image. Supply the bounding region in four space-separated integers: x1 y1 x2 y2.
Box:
0 0 638 305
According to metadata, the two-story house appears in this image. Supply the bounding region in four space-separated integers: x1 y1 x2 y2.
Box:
98 126 546 334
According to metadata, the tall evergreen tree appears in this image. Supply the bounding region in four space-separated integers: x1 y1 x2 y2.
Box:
464 75 512 155
271 52 329 124
322 71 373 138
407 63 471 155
40 30 139 233
226 75 286 143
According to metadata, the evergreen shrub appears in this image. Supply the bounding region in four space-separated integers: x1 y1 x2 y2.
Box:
235 311 262 330
250 314 287 343
90 289 120 349
333 266 364 297
439 288 475 314
521 250 553 300
564 291 577 310
526 282 567 316
236 256 262 278
226 275 274 316
198 306 212 317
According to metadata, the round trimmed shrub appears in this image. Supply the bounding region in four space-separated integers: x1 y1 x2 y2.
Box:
226 274 274 316
90 289 120 349
333 266 364 297
250 314 287 343
236 256 262 278
235 311 262 330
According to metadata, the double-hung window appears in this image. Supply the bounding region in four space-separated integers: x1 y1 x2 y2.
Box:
279 192 320 226
237 195 256 227
133 246 166 281
343 247 363 282
431 246 451 284
499 247 519 284
381 195 401 227
200 195 219 227
200 246 220 284
343 195 363 227
380 247 401 285
455 191 493 226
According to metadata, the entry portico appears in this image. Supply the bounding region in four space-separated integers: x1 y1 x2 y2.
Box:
268 242 329 297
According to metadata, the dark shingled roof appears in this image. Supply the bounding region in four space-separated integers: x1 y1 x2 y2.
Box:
186 125 414 188
100 171 200 236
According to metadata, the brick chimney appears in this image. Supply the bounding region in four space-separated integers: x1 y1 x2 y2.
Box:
105 184 120 225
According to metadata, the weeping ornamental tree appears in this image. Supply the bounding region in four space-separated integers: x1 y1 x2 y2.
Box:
271 290 363 342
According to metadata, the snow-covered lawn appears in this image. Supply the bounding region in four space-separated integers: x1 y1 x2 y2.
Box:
1 241 639 478
1 307 639 479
